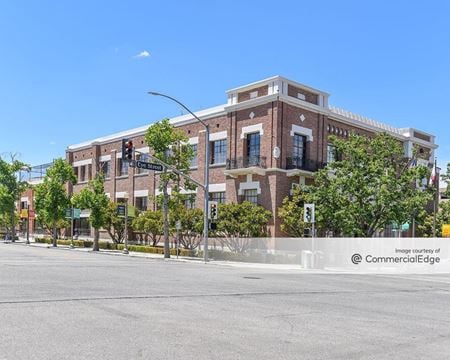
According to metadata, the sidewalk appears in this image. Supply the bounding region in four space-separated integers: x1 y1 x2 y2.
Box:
8 237 318 272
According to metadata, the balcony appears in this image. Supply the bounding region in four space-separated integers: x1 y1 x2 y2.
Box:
285 157 326 174
224 156 267 177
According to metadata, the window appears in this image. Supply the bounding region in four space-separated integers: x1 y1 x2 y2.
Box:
243 189 258 205
211 139 227 165
190 144 198 167
164 147 173 160
247 133 260 166
117 158 129 177
80 165 86 182
293 133 307 167
100 161 111 178
327 144 337 163
135 197 148 211
136 153 149 174
209 192 226 204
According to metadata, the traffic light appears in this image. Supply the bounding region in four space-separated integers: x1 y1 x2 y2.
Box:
122 138 134 161
303 203 315 223
208 201 218 220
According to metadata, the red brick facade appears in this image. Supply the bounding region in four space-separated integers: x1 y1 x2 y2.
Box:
64 76 437 237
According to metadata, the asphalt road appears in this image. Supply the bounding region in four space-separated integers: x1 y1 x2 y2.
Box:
1 244 449 360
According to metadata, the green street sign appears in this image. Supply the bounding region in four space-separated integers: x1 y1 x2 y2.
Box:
128 205 136 218
66 208 82 219
73 208 81 219
117 205 126 217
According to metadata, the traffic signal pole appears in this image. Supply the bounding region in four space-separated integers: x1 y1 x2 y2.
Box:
123 203 129 254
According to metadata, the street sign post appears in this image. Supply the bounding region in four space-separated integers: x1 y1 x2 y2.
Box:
129 160 163 172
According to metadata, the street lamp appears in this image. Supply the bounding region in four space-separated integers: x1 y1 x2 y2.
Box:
148 92 210 262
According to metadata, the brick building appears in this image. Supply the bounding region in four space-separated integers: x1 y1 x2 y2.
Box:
66 75 437 237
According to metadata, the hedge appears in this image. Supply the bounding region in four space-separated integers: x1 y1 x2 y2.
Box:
34 237 196 257
33 238 297 264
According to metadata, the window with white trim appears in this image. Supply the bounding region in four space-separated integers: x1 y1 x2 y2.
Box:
209 192 226 204
293 133 307 167
243 189 258 205
100 161 111 178
211 139 227 165
190 144 198 168
135 196 148 211
326 144 337 163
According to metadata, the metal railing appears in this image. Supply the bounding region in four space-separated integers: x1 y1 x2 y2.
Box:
226 156 267 169
285 157 326 172
28 162 53 181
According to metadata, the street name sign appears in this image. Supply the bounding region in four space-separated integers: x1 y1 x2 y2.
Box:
129 160 163 172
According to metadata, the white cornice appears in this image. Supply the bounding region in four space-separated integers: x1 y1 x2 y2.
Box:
67 105 226 151
224 93 280 112
226 75 329 96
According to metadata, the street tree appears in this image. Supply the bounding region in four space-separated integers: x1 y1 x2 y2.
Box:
278 186 312 237
72 173 110 251
418 162 450 237
132 209 163 246
214 202 271 253
0 155 29 240
312 133 432 237
170 206 204 250
103 201 130 244
145 118 195 258
34 159 77 246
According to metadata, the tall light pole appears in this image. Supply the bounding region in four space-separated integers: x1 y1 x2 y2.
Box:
148 92 210 262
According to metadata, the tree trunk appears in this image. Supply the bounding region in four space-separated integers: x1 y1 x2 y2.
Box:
52 225 57 247
11 209 16 242
93 228 100 251
163 184 170 258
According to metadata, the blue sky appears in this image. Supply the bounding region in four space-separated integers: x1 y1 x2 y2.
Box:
0 0 449 170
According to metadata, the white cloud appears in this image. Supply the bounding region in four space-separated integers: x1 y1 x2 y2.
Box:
49 141 56 145
134 50 150 58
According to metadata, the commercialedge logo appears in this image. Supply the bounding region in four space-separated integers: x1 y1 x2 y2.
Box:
351 253 362 264
351 253 440 265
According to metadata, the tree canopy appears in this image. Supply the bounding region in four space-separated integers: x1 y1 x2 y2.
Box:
0 155 29 238
145 118 196 257
34 159 77 246
312 133 432 237
72 173 110 251
215 202 271 253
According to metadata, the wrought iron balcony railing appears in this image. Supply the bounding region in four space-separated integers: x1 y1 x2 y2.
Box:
226 156 267 170
285 157 326 172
